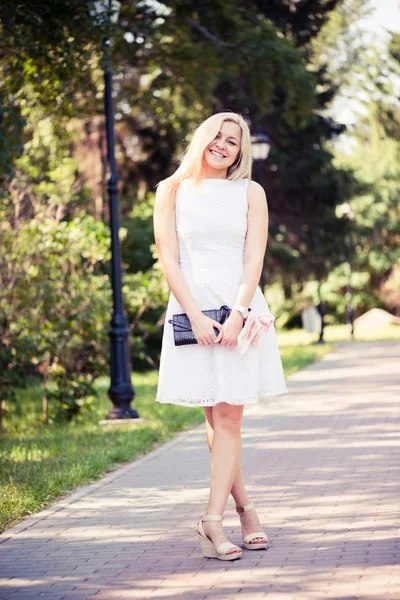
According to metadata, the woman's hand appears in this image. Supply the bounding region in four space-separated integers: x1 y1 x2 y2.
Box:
214 311 243 347
189 312 222 346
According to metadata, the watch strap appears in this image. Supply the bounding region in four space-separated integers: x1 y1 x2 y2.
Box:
233 305 250 319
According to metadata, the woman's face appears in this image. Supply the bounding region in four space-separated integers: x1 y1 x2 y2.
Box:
204 121 242 172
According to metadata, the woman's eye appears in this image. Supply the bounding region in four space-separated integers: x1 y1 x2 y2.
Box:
229 141 236 146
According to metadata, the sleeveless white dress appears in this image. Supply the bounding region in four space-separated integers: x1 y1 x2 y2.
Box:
156 178 287 407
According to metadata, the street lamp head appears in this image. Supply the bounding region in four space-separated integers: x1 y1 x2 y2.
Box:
250 132 272 161
89 0 121 25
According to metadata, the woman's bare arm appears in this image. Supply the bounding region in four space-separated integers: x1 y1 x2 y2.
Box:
153 180 200 319
234 180 268 307
153 180 222 345
214 180 268 346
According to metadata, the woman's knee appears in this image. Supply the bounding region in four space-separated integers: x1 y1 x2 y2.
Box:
213 403 243 433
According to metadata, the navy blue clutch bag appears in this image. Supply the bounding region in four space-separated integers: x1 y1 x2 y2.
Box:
168 305 231 346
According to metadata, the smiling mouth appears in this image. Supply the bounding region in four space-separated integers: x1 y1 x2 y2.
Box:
209 149 226 158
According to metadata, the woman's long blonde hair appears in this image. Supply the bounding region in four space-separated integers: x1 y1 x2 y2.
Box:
162 112 252 208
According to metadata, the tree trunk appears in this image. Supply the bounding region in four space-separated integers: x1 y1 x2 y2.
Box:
42 373 49 423
0 398 7 431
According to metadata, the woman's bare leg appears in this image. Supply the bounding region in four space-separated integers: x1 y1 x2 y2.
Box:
204 406 250 507
202 402 243 554
204 406 267 545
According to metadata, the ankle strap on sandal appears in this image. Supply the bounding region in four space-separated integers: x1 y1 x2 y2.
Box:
236 502 255 514
202 514 223 522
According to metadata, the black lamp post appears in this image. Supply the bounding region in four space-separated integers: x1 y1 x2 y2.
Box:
250 132 271 293
316 295 326 344
342 204 355 340
91 0 138 419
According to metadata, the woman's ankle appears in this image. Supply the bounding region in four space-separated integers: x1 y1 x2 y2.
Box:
233 496 251 509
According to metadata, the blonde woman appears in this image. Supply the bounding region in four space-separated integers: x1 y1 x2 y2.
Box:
153 112 287 561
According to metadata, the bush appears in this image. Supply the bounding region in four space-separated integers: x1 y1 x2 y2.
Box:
0 214 111 425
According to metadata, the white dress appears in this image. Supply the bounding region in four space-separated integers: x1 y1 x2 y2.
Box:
155 178 288 407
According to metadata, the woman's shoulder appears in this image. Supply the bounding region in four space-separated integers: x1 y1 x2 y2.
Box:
246 180 267 207
247 179 264 193
157 176 190 190
156 176 174 191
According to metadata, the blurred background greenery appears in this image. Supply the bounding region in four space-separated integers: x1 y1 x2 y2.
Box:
0 0 399 530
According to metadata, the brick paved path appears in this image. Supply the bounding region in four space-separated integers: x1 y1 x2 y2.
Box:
1 340 399 600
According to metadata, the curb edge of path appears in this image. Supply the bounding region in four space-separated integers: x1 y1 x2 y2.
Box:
0 344 343 544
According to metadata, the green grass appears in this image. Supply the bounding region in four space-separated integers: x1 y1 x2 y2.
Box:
0 372 204 533
1 322 398 533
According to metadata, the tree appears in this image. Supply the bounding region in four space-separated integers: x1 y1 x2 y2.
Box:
111 0 355 300
1 0 388 393
0 0 106 184
321 20 400 319
208 1 364 299
326 106 400 317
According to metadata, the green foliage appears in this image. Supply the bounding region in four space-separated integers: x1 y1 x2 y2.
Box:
310 0 372 87
333 104 400 315
118 0 317 124
121 194 156 273
0 1 103 109
0 92 25 184
123 265 168 371
261 0 342 48
120 194 169 370
0 213 111 422
109 0 321 198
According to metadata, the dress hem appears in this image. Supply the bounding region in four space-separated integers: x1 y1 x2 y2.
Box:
155 387 288 408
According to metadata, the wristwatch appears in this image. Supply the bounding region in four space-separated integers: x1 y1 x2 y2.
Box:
232 304 250 320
